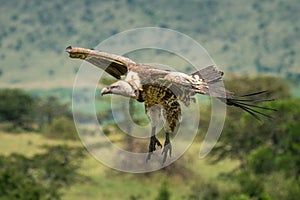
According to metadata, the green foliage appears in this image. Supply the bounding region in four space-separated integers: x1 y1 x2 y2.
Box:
212 76 292 161
155 180 171 200
0 154 46 200
263 172 300 200
243 99 300 178
224 75 291 100
186 181 219 200
224 170 300 200
0 89 73 135
235 170 265 198
215 98 300 199
205 76 300 199
0 89 35 130
35 96 72 130
247 146 275 174
43 117 78 140
0 145 85 200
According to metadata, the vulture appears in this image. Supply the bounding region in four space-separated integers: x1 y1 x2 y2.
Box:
66 46 274 164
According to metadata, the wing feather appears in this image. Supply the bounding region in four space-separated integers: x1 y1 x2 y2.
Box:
66 46 135 79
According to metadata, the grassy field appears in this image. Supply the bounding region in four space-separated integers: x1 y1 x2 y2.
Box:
0 131 238 199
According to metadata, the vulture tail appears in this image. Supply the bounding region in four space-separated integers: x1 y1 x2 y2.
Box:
191 66 276 120
225 91 276 120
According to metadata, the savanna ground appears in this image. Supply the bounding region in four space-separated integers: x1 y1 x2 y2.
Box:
0 131 238 200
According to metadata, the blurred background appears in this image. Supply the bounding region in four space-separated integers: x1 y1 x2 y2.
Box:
0 0 299 199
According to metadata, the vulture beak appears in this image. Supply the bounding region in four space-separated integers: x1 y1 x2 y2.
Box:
101 87 111 96
130 93 137 98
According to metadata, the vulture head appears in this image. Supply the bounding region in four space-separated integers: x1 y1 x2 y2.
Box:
101 80 137 98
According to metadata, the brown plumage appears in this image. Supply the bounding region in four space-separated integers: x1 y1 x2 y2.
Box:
66 46 275 163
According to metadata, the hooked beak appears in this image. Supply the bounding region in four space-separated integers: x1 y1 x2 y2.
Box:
130 93 137 98
101 87 111 96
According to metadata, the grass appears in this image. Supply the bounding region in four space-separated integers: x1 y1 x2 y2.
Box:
0 131 238 199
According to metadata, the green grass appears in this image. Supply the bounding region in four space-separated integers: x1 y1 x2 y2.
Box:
0 131 238 199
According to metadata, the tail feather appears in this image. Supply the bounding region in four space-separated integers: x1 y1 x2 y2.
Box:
232 99 274 103
225 91 276 120
191 65 224 84
191 65 231 99
236 90 268 98
191 66 275 120
229 100 272 120
232 101 276 111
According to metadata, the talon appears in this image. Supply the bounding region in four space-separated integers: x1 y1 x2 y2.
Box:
156 139 162 149
146 135 162 162
146 152 153 163
162 142 172 164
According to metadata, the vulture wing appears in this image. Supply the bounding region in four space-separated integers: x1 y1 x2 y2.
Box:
66 46 136 79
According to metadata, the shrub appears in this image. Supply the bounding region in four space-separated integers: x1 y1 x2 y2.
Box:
0 89 35 130
0 145 85 200
155 180 171 200
43 117 78 140
186 180 219 200
247 146 275 174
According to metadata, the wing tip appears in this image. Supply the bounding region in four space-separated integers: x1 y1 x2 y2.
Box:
65 46 72 52
65 46 90 59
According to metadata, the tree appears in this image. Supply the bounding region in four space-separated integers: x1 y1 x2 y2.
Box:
43 117 78 140
207 76 300 199
0 145 86 200
35 96 71 130
0 89 35 130
210 76 291 162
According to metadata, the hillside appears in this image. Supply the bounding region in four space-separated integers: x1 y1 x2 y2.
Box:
0 0 299 89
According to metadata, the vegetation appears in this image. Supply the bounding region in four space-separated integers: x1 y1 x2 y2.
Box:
43 117 78 140
0 145 85 200
0 89 72 133
0 89 34 131
155 180 171 200
0 0 299 89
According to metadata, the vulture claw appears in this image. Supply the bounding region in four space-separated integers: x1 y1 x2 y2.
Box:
162 142 172 164
146 135 162 162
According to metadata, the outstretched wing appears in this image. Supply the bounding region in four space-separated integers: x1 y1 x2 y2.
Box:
65 46 136 79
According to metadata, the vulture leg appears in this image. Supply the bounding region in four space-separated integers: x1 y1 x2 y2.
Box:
146 126 162 162
162 132 172 164
146 105 163 162
161 100 180 164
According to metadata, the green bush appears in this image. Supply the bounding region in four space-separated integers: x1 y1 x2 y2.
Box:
228 194 251 200
0 89 35 131
43 117 78 140
0 145 85 200
155 180 171 200
187 181 219 200
235 170 265 198
247 146 275 174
